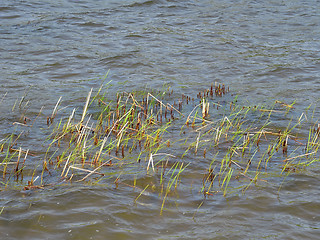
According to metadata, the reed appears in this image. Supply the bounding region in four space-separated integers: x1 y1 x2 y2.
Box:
1 80 320 215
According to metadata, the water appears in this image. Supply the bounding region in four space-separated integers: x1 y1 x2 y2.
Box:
1 0 320 239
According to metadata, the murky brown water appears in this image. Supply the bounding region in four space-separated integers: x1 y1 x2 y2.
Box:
1 0 320 239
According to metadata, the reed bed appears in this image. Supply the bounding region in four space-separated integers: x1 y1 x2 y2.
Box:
1 81 319 214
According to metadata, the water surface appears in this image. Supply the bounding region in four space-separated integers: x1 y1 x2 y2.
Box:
1 0 320 239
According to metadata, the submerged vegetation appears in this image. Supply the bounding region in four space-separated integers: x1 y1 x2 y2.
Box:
1 80 320 214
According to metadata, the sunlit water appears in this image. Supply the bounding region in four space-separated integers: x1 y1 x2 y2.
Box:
1 0 320 239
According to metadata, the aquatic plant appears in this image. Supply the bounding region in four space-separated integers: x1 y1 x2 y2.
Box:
0 80 319 215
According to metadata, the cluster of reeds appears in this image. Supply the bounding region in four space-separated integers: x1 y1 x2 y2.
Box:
1 81 319 214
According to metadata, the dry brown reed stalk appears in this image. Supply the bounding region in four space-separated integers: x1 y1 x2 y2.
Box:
13 115 33 128
94 137 107 164
8 147 35 156
47 96 62 125
201 98 210 119
19 148 29 176
275 100 295 109
51 96 62 119
12 122 29 127
66 108 76 130
14 147 22 175
148 93 185 117
214 127 222 144
116 122 128 154
283 151 316 162
61 153 71 177
76 160 111 182
258 109 283 113
185 103 205 127
69 165 105 176
147 153 155 172
0 161 18 166
195 132 201 154
80 88 93 125
76 115 92 145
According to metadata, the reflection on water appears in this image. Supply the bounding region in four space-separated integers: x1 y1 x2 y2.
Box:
1 0 320 239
